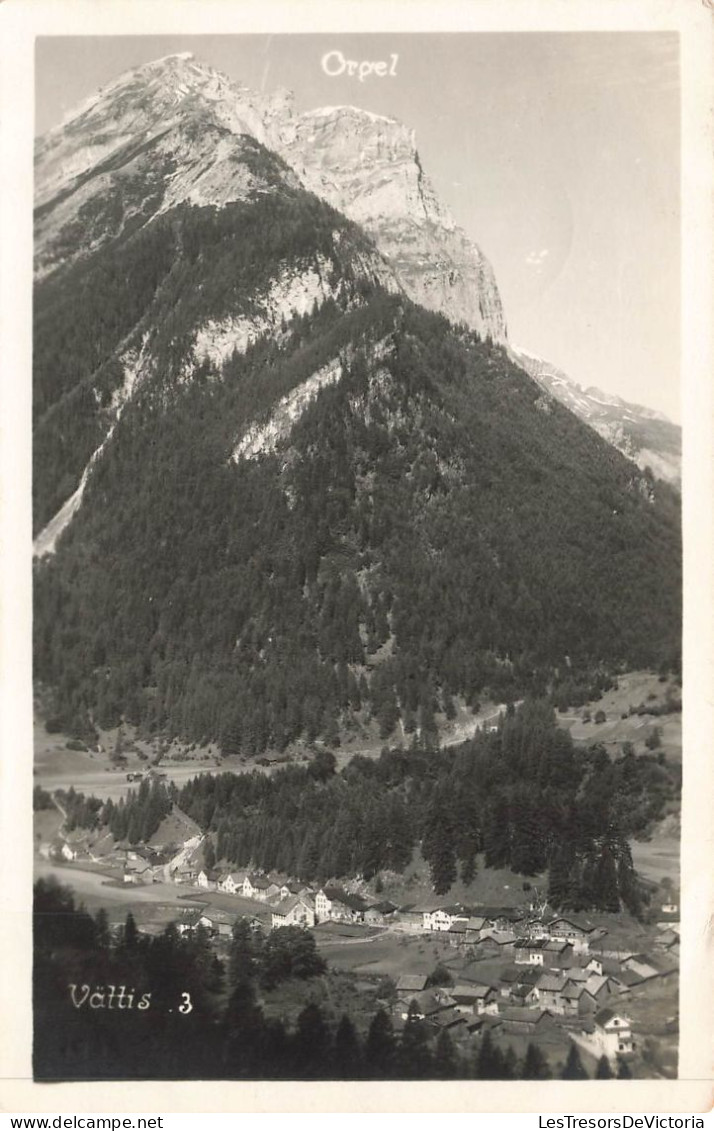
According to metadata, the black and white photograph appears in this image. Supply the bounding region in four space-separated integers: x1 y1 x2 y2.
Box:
1 0 712 1113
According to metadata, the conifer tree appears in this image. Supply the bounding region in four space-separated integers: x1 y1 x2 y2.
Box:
561 1043 589 1080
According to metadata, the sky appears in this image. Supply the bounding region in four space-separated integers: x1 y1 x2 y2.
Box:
35 33 681 421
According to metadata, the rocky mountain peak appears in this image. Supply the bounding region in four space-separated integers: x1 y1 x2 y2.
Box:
35 53 507 344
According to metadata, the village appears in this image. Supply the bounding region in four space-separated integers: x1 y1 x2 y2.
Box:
38 808 680 1078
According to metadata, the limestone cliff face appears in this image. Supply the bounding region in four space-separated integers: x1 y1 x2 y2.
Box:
34 54 506 343
274 106 507 342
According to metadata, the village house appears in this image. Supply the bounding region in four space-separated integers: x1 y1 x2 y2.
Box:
242 874 274 901
476 929 517 959
447 920 469 947
509 981 540 1007
397 988 456 1022
199 908 234 939
364 901 398 926
219 872 245 895
547 917 595 954
271 895 316 929
464 916 488 942
315 886 368 923
560 979 597 1017
514 939 547 966
197 868 221 891
423 906 469 932
535 973 568 1013
484 907 526 931
574 1008 634 1063
395 974 428 995
451 983 499 1016
393 904 428 932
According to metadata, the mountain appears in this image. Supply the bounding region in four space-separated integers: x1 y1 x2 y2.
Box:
32 55 681 751
35 53 505 340
511 347 681 487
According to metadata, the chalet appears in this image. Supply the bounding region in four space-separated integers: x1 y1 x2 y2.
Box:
451 984 499 1016
509 982 540 1007
364 901 398 926
271 895 316 929
547 917 594 953
173 864 197 884
560 980 597 1017
577 1008 634 1061
277 881 311 901
477 930 516 958
621 954 663 982
315 886 368 923
398 988 456 1022
242 874 273 902
395 904 428 932
423 907 468 932
500 1008 556 1035
514 939 546 966
197 868 221 891
199 909 234 938
447 920 469 947
584 974 620 1005
426 1007 469 1035
220 872 245 895
395 974 428 995
464 916 488 941
477 907 525 932
60 842 78 862
536 973 568 1013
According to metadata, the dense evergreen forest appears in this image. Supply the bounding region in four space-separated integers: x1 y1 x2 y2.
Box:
34 273 681 752
57 702 679 913
35 877 615 1081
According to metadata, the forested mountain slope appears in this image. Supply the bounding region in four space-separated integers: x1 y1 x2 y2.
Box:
33 55 680 752
34 278 680 748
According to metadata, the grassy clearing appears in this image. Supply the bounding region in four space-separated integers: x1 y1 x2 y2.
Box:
556 671 681 762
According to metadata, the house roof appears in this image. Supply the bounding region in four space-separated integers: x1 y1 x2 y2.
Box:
548 916 593 933
272 894 313 916
511 984 537 1000
481 930 517 945
501 1007 550 1023
396 974 428 993
465 917 487 930
370 900 398 914
595 1007 629 1027
247 874 270 888
451 983 493 1000
537 974 567 993
448 921 468 933
584 974 609 996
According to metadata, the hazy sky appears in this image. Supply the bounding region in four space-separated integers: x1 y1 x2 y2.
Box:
35 33 681 420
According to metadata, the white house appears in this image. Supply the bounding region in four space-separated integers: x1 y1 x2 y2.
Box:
243 874 273 901
197 868 220 891
423 909 468 933
271 896 316 929
573 1008 634 1063
220 872 244 894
